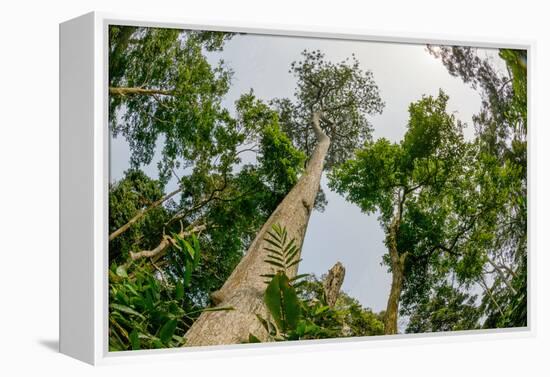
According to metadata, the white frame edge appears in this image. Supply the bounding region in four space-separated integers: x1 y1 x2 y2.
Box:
59 11 536 365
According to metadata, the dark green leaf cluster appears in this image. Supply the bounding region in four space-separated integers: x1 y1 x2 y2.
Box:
109 170 171 261
253 272 384 342
109 236 201 351
273 49 384 169
429 46 527 328
405 283 481 333
109 26 235 183
252 224 384 342
328 90 465 223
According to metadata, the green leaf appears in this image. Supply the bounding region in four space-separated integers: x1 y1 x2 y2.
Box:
175 281 184 300
110 303 146 320
283 238 296 254
295 321 306 337
314 305 330 316
184 260 193 287
285 246 300 264
265 254 285 263
286 258 302 269
116 265 128 278
264 247 284 256
181 238 195 260
289 273 310 282
192 235 201 268
264 237 283 250
264 272 300 333
264 259 286 269
159 319 177 344
248 333 262 343
129 329 140 350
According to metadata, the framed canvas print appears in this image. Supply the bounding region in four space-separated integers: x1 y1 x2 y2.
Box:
59 12 532 365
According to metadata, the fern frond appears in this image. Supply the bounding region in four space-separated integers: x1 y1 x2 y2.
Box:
262 223 306 280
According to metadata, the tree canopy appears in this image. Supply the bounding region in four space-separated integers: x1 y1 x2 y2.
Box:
107 25 527 349
329 46 527 331
273 49 384 169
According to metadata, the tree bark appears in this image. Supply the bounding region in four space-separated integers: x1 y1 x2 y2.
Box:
183 111 330 346
324 262 346 308
109 87 175 96
384 214 407 335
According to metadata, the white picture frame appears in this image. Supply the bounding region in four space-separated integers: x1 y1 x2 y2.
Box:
59 11 534 365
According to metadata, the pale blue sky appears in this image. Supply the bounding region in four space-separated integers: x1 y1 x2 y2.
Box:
110 32 502 313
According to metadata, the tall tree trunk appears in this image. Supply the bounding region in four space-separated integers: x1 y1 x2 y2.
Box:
384 215 406 335
184 111 330 346
109 87 175 96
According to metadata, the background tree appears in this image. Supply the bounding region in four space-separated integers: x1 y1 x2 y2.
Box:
428 46 527 328
330 45 528 333
405 283 481 333
329 91 472 334
183 50 384 346
109 25 234 182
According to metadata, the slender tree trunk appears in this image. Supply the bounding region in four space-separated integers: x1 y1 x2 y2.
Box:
109 87 175 96
384 215 406 335
184 111 330 346
384 257 405 334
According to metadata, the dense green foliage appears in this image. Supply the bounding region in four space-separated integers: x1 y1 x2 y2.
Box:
405 284 480 333
273 49 384 169
108 24 527 349
428 46 527 328
252 225 384 342
254 272 385 342
330 47 527 332
109 26 234 182
108 27 311 350
109 236 203 350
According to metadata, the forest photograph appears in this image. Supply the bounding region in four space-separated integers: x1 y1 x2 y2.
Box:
107 25 527 351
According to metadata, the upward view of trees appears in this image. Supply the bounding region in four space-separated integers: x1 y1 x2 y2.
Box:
107 25 527 351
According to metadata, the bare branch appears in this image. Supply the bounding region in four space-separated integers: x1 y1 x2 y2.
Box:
109 86 175 96
109 186 183 241
129 224 206 261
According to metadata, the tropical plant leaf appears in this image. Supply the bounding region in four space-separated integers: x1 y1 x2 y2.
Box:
264 237 283 250
290 273 310 282
264 272 300 333
111 303 146 320
264 259 286 269
248 333 262 343
159 319 177 344
116 265 128 278
184 260 193 287
175 281 184 300
265 254 285 263
129 329 140 350
286 258 302 269
264 247 284 256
